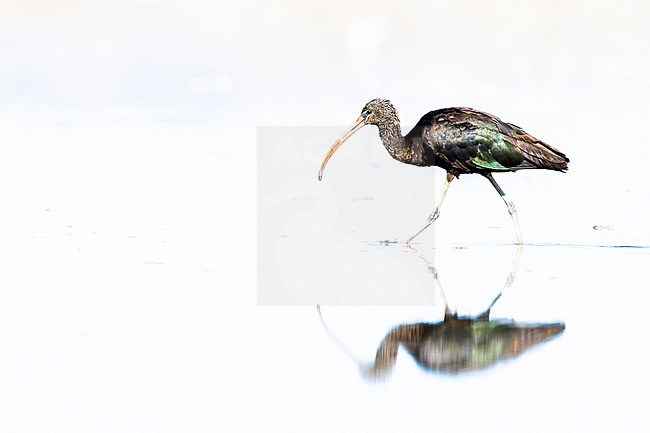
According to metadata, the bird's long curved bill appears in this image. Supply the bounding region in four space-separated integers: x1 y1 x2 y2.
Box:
318 116 365 181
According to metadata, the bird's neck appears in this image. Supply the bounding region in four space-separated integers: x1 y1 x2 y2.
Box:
364 324 424 380
377 120 406 158
377 121 424 165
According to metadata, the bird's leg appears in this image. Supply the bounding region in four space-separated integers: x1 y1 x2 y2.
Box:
476 244 523 320
432 266 453 319
402 172 454 245
484 173 523 245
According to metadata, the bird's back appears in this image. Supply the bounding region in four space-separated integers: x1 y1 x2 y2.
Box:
406 107 569 175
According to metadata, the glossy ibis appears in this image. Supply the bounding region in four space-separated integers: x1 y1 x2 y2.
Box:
317 246 565 381
318 99 569 245
362 307 565 380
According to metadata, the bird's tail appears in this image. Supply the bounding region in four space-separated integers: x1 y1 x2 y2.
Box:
509 134 570 172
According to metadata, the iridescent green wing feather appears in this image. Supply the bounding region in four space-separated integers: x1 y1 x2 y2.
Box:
421 108 568 173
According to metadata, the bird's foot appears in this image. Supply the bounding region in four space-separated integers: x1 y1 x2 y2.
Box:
427 209 440 223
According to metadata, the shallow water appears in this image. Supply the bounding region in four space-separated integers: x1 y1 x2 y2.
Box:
0 112 646 433
3 1 650 431
254 239 650 433
0 123 646 433
254 143 650 430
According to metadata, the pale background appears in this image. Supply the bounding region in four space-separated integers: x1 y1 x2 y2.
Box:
1 1 649 432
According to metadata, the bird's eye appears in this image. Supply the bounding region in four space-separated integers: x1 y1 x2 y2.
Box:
363 109 372 116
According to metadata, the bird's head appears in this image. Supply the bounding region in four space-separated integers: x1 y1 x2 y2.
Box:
360 98 398 126
318 98 398 180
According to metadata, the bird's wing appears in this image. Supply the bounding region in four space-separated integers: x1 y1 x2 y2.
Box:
495 122 570 171
421 108 568 173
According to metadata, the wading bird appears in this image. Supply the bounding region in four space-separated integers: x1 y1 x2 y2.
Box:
317 246 566 382
361 301 565 380
318 99 569 245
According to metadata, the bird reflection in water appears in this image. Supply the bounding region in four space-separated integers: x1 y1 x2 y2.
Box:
318 247 565 382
